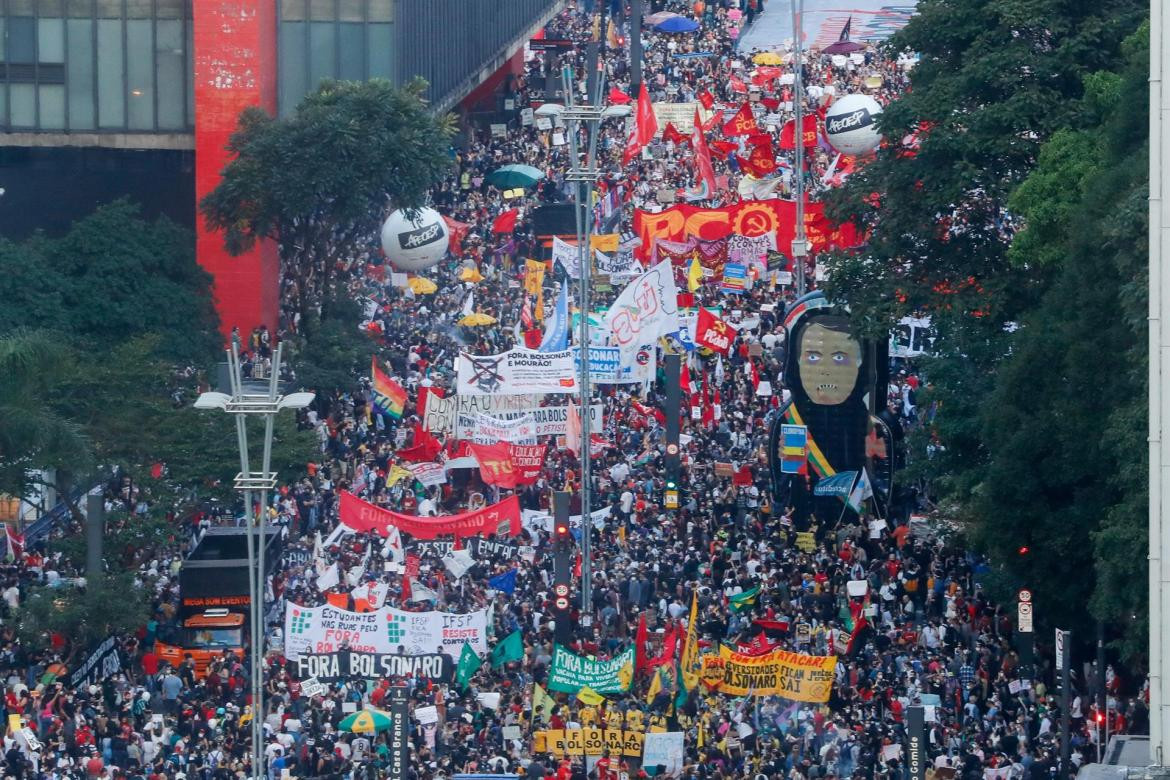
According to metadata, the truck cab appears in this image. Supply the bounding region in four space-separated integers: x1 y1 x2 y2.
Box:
155 527 281 676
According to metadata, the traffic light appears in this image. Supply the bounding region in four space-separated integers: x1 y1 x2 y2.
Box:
554 521 571 551
664 479 679 510
1018 545 1030 556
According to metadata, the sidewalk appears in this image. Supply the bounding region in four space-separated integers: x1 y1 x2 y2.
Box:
737 0 918 53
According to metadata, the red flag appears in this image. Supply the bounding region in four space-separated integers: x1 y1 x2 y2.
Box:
442 215 470 255
691 109 717 193
492 208 519 234
398 424 442 462
623 82 659 165
648 624 681 669
721 103 758 136
728 76 748 94
780 114 819 150
750 358 761 391
695 307 735 354
468 442 519 488
733 465 754 486
635 613 650 671
662 122 689 146
746 141 778 176
709 140 738 161
697 89 715 110
608 86 632 105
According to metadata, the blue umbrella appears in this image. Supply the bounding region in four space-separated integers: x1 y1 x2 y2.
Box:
655 16 700 33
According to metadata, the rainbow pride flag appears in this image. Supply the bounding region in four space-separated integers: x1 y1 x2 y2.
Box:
371 357 407 419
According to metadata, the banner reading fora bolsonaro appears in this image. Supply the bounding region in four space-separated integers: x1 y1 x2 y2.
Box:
700 646 837 701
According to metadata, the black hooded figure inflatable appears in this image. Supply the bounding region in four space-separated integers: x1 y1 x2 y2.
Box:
768 292 896 528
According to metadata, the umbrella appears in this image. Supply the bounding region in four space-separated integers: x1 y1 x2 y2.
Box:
643 11 680 25
459 267 485 283
823 40 864 54
408 277 437 294
753 51 784 65
339 709 393 734
655 16 700 33
486 164 545 189
458 312 497 327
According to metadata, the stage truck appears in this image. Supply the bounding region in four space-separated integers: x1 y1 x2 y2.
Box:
156 527 282 674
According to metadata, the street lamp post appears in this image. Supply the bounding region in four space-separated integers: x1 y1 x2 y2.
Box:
536 66 630 630
194 343 313 779
790 0 809 295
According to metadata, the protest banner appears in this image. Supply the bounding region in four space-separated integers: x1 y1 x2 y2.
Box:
283 603 490 660
292 651 453 683
547 645 634 694
699 646 837 701
457 348 577 396
573 346 656 385
508 443 548 484
593 248 639 278
456 404 602 437
69 636 122 690
695 307 734 354
468 442 520 488
536 728 647 758
521 506 611 535
410 540 455 558
340 491 522 540
642 732 685 776
651 102 710 133
424 393 542 435
633 200 861 263
457 412 538 445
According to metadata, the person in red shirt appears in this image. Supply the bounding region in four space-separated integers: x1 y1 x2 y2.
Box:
596 750 615 780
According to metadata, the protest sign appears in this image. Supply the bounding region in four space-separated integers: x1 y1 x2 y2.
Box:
536 728 647 758
292 651 453 683
642 732 685 776
424 393 542 435
547 645 634 694
457 412 538 444
457 348 577 396
409 462 447 487
283 603 490 660
699 646 836 701
604 262 680 350
573 346 656 385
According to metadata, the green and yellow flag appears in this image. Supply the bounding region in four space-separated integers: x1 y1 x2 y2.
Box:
680 590 701 691
729 586 760 613
533 683 557 723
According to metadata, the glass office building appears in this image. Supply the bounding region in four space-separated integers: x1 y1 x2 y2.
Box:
0 0 560 132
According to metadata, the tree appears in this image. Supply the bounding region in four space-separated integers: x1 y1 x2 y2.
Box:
17 574 150 660
200 79 455 320
0 330 92 500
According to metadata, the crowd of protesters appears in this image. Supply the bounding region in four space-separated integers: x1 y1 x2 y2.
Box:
0 2 1145 780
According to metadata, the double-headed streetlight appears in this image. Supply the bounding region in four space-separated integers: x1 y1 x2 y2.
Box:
194 342 313 779
535 68 630 629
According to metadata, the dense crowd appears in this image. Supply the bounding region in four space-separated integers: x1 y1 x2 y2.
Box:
0 2 1145 780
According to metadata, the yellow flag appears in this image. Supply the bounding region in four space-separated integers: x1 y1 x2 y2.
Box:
680 590 701 691
687 256 704 293
645 666 664 704
533 683 557 723
577 686 605 707
387 465 413 487
617 659 634 691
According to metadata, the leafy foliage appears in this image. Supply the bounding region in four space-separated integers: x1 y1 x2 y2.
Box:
17 574 151 659
200 78 455 319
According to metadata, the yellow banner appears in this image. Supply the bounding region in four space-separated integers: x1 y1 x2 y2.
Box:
700 646 837 702
537 728 647 757
590 233 619 252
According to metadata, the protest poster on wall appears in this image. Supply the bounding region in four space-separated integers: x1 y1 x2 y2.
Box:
457 348 577 396
292 651 453 683
547 645 634 694
699 646 837 701
283 603 490 660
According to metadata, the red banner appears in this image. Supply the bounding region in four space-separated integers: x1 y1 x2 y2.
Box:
634 200 860 262
469 442 519 488
695 307 734 354
508 443 547 485
339 491 522 539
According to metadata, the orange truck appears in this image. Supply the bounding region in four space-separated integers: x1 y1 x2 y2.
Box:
156 527 281 675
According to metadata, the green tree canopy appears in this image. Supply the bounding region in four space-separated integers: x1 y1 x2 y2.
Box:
200 78 455 319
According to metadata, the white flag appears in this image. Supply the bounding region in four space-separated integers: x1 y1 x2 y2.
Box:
603 261 679 352
323 522 351 547
442 548 476 579
312 531 324 562
462 290 475 316
345 547 370 587
382 525 404 562
553 236 581 277
316 562 340 592
407 579 440 603
847 469 874 513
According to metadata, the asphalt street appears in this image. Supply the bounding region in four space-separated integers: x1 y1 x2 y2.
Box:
736 0 916 52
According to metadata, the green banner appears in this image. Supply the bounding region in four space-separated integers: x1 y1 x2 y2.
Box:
547 644 635 694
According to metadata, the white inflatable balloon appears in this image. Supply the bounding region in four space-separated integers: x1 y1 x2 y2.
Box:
824 94 883 156
380 208 450 271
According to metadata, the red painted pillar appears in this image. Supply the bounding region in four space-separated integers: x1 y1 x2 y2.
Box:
193 1 280 343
